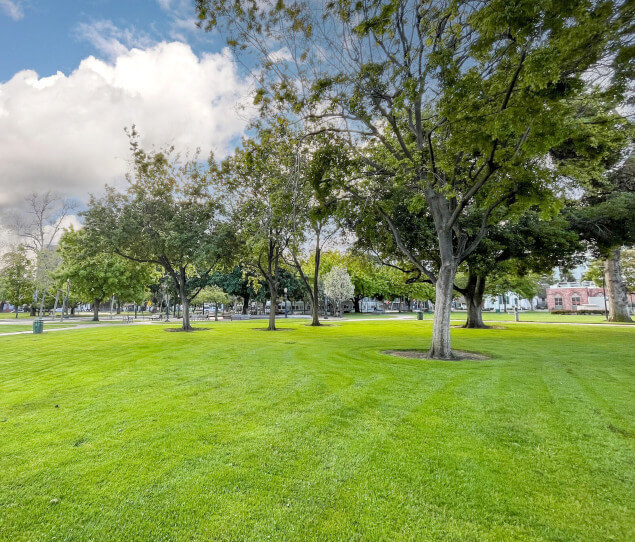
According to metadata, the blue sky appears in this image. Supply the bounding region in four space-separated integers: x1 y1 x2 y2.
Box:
0 0 225 80
0 0 253 213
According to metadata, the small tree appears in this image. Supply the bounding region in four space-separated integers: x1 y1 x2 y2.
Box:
57 229 156 322
0 246 35 318
323 266 354 317
194 286 231 321
220 123 297 331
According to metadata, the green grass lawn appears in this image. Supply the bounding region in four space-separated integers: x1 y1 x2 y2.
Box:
345 310 633 324
1 320 633 541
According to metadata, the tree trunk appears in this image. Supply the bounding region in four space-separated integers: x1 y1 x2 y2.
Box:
178 273 192 331
268 282 277 331
605 248 632 322
93 299 100 321
429 261 457 359
353 295 361 313
181 296 191 330
242 294 250 315
463 273 489 329
215 303 219 321
52 291 60 318
116 300 121 314
39 288 47 317
310 247 321 326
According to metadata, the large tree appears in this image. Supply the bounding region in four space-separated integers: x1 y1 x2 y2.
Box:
197 0 630 357
219 124 298 331
567 156 635 321
286 139 344 326
83 132 234 330
459 210 582 327
209 266 261 315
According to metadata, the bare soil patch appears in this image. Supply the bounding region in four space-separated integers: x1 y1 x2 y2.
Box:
383 349 491 361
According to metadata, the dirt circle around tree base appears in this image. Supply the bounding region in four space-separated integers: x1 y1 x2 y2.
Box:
164 327 210 332
382 349 491 361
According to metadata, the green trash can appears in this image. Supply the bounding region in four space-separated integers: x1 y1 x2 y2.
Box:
33 319 44 334
416 311 423 320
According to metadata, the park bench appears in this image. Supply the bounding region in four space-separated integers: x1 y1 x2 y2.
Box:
122 315 134 324
150 314 164 321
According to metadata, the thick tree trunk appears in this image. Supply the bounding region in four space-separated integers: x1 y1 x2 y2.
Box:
93 299 100 321
181 296 191 330
268 282 277 331
605 248 632 322
429 261 457 359
116 300 121 315
353 295 361 313
463 273 489 329
30 305 36 316
242 294 250 315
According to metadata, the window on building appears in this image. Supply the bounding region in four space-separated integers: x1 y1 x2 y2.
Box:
554 295 563 309
572 294 581 307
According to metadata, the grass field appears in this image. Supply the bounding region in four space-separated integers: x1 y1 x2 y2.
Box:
344 310 632 324
1 320 633 540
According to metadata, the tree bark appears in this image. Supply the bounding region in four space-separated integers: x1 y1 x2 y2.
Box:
268 281 277 331
178 270 192 331
93 299 100 321
605 248 632 322
429 261 457 360
242 294 250 315
38 288 47 317
353 295 362 313
463 273 489 329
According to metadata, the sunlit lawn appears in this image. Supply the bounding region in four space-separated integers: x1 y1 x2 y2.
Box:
344 310 632 324
1 320 633 540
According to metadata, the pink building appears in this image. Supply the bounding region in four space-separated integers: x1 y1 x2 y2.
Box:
546 281 605 311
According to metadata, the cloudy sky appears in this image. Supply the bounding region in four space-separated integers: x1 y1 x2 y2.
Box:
0 0 253 213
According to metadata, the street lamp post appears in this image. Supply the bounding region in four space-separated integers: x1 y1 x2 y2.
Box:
284 287 288 318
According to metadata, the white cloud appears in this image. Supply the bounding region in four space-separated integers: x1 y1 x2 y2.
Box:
0 42 253 211
0 0 23 20
75 20 154 61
